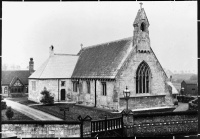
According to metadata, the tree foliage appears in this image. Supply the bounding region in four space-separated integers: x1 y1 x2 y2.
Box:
6 107 14 120
40 87 54 105
190 74 197 81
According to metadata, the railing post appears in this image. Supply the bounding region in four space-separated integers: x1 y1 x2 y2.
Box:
105 115 107 131
64 111 66 121
80 121 83 138
121 116 124 135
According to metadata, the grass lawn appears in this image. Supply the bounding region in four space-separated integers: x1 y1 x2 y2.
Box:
2 109 34 121
6 97 38 106
31 103 121 121
6 96 121 121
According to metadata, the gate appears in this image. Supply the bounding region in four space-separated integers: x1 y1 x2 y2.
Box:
91 116 124 137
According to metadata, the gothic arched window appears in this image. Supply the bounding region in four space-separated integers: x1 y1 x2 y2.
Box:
136 61 151 94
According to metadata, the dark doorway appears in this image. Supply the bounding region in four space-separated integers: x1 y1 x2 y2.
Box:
61 89 66 101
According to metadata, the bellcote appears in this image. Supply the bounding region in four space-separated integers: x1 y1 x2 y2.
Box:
133 3 149 33
133 3 151 53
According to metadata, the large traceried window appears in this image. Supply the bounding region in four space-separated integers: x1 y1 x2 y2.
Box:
136 61 151 94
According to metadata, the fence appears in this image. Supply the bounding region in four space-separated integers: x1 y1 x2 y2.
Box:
177 95 196 103
91 116 123 137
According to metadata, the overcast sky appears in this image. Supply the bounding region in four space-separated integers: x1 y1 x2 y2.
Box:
2 1 197 73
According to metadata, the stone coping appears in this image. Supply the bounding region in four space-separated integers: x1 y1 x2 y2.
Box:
75 103 114 113
111 106 175 114
119 94 166 99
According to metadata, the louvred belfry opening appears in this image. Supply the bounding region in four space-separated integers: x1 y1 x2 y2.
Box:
136 61 151 94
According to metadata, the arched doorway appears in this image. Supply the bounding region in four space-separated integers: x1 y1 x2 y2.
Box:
61 89 66 101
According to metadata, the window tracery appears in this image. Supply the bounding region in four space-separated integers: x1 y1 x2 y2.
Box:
136 61 151 94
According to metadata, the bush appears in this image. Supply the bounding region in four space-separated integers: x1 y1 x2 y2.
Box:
10 93 23 98
40 88 54 105
1 101 7 110
174 99 178 105
6 107 14 120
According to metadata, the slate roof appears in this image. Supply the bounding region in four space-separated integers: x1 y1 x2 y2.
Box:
72 37 133 79
29 54 79 79
182 80 197 85
2 70 31 85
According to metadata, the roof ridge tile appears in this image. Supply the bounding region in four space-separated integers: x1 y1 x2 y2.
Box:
82 36 132 50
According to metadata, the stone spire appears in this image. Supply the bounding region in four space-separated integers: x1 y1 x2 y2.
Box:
133 3 151 53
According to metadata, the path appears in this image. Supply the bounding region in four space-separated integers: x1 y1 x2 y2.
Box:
173 102 189 111
4 99 62 121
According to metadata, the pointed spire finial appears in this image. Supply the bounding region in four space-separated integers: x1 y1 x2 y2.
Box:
139 2 143 9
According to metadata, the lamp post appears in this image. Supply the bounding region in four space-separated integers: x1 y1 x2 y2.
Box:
123 86 130 111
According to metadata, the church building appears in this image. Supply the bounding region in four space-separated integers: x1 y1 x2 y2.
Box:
29 4 175 111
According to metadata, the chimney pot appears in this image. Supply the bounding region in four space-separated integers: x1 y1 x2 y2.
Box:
29 58 34 75
49 45 54 57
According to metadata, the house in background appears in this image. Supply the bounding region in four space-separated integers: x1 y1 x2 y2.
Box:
28 5 175 112
1 58 34 96
181 80 198 97
166 81 179 99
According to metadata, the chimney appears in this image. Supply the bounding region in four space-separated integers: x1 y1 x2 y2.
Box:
49 45 54 57
29 58 34 75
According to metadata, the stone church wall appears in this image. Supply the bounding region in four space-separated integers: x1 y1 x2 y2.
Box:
78 80 118 111
116 48 173 111
28 79 77 103
59 79 78 102
28 79 58 103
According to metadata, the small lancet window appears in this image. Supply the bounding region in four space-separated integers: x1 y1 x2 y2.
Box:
140 22 146 32
136 61 151 94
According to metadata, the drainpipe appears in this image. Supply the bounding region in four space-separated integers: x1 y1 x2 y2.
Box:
58 79 59 102
95 80 97 107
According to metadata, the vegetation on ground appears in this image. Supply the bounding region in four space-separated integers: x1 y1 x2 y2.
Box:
2 108 33 121
6 107 14 120
18 100 38 106
31 103 121 121
1 101 7 110
40 88 54 105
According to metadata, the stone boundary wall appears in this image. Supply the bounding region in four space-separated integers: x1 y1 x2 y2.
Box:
2 121 81 138
124 111 198 137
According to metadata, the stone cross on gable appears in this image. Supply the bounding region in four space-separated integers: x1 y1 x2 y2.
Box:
140 2 143 9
